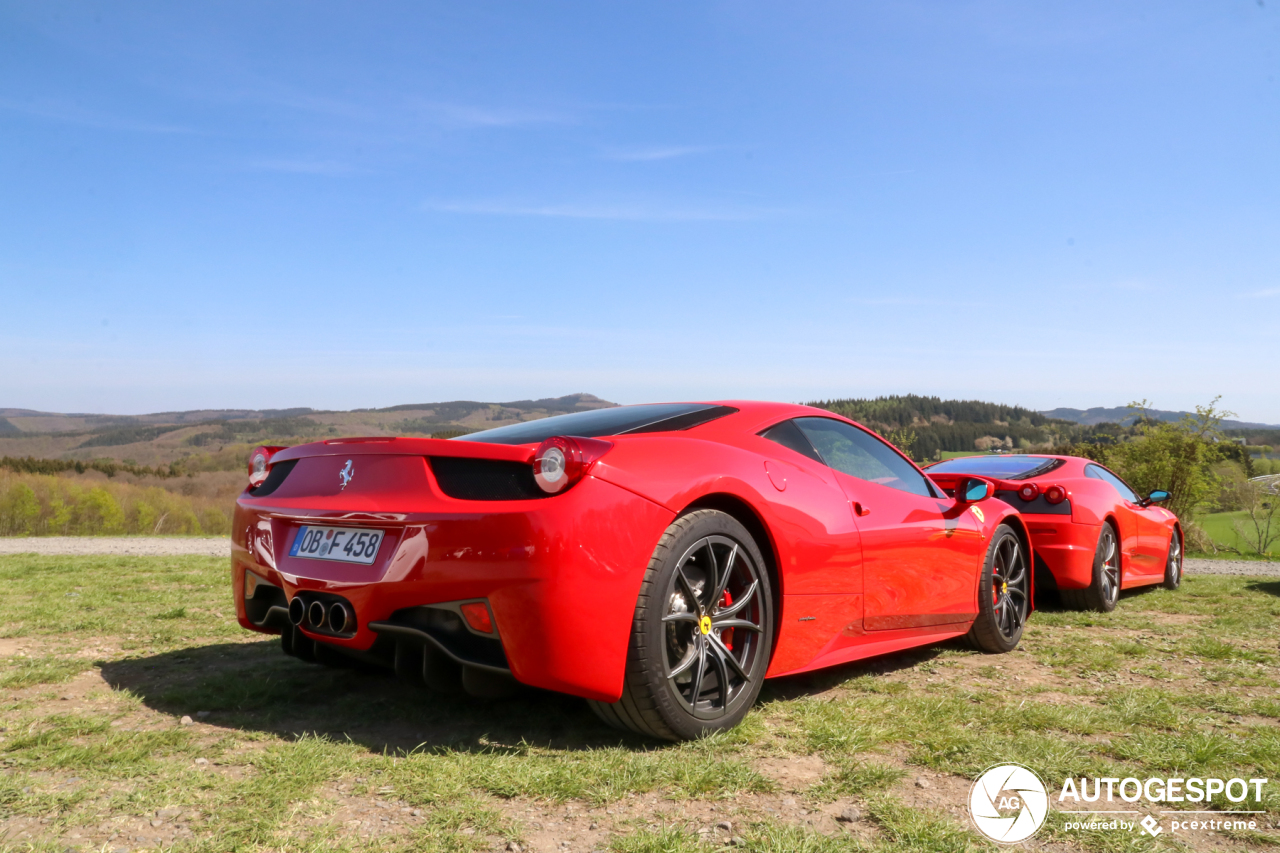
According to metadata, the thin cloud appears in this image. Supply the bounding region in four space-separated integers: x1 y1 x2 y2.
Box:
185 79 571 130
407 101 569 130
603 145 718 162
0 97 193 134
246 158 360 176
424 198 779 222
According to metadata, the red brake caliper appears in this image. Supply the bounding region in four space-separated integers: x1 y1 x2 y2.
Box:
720 590 734 650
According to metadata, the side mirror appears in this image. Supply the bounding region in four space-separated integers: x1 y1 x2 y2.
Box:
1140 489 1171 507
958 477 993 503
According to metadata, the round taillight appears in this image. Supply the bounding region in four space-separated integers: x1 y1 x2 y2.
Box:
532 436 614 495
535 444 570 492
1018 483 1040 502
1044 484 1067 504
247 445 284 489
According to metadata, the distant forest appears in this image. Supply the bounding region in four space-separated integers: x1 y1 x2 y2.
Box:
810 395 1155 461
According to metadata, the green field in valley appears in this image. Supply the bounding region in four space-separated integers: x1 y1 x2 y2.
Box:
1197 510 1279 560
0 555 1277 852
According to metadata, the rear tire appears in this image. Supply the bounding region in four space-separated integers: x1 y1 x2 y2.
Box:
588 510 775 741
1060 523 1121 612
965 524 1029 653
1162 529 1183 590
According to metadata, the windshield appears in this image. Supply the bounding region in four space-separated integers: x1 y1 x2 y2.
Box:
459 403 727 445
925 456 1063 480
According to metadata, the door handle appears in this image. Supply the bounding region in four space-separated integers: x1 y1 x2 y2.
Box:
854 502 871 517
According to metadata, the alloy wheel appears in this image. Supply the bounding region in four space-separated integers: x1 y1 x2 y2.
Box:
991 532 1029 640
661 535 767 720
1168 533 1182 583
1100 529 1120 605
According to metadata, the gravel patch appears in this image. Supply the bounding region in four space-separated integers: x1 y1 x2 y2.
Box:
0 539 1274 576
0 537 230 557
1185 558 1280 577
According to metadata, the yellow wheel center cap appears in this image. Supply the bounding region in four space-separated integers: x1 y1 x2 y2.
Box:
699 615 712 635
1002 582 1008 594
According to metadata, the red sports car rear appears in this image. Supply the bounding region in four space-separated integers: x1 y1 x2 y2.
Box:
234 401 1037 739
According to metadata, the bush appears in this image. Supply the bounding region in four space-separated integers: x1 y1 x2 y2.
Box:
76 487 126 534
1102 400 1230 521
0 482 40 535
0 472 233 536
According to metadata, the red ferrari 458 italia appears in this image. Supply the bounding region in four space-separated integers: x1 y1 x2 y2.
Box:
923 454 1182 612
233 401 1035 740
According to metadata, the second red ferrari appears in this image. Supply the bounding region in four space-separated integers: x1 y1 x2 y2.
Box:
924 454 1181 611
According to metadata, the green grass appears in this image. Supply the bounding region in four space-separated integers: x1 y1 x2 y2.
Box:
1196 509 1278 558
0 555 1278 852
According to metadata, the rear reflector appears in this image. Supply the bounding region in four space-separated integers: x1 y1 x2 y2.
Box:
460 602 494 634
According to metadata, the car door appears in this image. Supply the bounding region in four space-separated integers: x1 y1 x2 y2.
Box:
792 417 986 630
1084 464 1157 580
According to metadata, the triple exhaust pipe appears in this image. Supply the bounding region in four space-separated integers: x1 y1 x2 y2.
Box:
288 596 355 635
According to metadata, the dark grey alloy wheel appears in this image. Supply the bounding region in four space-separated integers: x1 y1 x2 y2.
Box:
966 524 1030 653
661 534 768 720
1061 524 1121 612
589 510 774 740
1162 529 1183 590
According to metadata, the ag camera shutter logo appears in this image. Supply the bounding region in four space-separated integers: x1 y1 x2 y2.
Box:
969 764 1049 843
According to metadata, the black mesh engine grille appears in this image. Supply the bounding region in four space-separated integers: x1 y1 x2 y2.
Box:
248 459 298 498
428 456 547 501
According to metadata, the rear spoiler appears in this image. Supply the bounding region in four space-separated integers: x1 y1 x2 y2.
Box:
270 437 534 465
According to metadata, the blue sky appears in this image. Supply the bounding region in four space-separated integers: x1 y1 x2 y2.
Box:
2 1 1277 420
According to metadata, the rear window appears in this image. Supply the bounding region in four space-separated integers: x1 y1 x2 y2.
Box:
459 403 734 445
925 456 1063 480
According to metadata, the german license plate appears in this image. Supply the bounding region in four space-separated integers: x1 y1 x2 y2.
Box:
289 526 384 564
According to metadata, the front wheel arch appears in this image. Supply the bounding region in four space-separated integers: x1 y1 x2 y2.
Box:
992 512 1034 613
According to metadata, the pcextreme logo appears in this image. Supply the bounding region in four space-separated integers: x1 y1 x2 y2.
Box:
969 764 1049 843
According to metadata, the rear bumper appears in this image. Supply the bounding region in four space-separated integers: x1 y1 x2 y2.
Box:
231 475 674 701
1022 516 1099 590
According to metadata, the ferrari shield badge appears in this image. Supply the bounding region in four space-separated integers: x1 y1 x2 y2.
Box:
970 505 985 523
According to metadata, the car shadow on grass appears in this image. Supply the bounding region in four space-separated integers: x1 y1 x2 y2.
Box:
1244 579 1280 598
100 635 965 755
98 638 638 754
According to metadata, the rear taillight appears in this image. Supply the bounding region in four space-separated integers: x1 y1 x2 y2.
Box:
532 436 613 494
247 445 285 488
1044 484 1067 504
1018 483 1040 502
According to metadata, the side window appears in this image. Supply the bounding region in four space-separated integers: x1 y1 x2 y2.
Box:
1086 464 1139 503
760 420 824 463
793 417 934 498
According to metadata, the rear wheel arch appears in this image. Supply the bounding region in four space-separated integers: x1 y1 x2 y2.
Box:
681 493 782 655
1101 514 1125 577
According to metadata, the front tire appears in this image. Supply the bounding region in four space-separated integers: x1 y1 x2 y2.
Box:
588 510 774 741
1162 529 1183 590
965 524 1030 653
1060 523 1121 612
